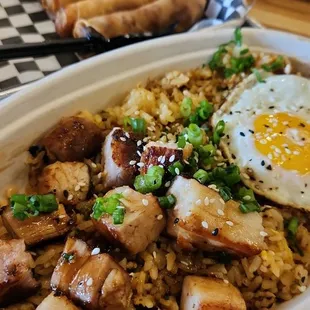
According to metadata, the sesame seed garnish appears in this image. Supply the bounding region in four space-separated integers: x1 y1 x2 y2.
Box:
120 137 126 142
75 184 81 191
201 221 208 229
137 140 142 146
137 162 145 167
260 139 267 144
204 197 209 206
91 163 97 168
242 173 250 180
260 231 268 237
226 221 234 226
67 194 73 201
267 153 273 159
157 214 163 220
293 150 300 155
153 251 157 259
142 199 149 206
224 279 229 284
175 168 180 175
285 148 292 154
159 164 164 168
78 181 86 187
137 151 142 156
212 228 219 236
169 155 175 162
208 184 218 191
143 137 148 142
129 160 136 165
186 211 192 217
266 165 272 170
86 278 93 286
91 248 100 255
125 132 130 138
158 156 163 162
165 181 171 188
174 218 179 224
161 156 166 164
219 198 225 205
210 198 215 203
196 199 202 205
181 261 189 266
217 209 224 216
243 195 251 201
97 172 102 179
240 132 245 137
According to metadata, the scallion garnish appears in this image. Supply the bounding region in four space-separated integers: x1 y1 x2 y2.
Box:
123 117 146 134
197 100 213 121
193 169 210 184
286 217 304 256
212 165 241 187
187 124 203 148
134 165 165 194
112 206 125 224
262 56 285 72
213 120 225 145
236 187 260 213
158 194 176 209
219 186 232 202
10 194 58 221
234 27 242 46
252 68 266 83
180 98 192 118
168 161 184 177
177 135 187 148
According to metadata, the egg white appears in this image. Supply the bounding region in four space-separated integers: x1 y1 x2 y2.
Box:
212 73 310 210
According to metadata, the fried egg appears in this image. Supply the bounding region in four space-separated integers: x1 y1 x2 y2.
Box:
212 73 310 210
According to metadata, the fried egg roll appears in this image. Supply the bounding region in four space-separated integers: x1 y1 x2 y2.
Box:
73 0 206 39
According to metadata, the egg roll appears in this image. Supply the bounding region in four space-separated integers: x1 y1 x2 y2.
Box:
56 0 157 37
73 0 206 39
41 0 83 14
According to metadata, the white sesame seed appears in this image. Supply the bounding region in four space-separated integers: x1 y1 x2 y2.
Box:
298 285 307 293
219 198 225 205
91 248 100 255
260 139 267 144
224 279 229 284
217 209 224 216
125 132 130 138
149 164 153 168
293 150 300 155
181 261 189 266
175 168 180 175
158 156 163 162
129 160 136 165
159 164 164 168
97 172 102 179
201 221 208 229
210 198 215 203
91 163 97 168
204 197 209 206
184 159 189 165
275 148 281 154
143 137 148 142
226 221 234 226
153 251 157 259
242 173 250 180
67 194 73 201
120 137 126 142
186 211 192 217
137 151 142 156
196 199 202 205
137 140 142 146
142 199 149 206
157 214 163 220
268 153 273 159
260 231 268 237
208 184 218 191
243 195 252 201
285 148 292 154
86 278 93 286
58 215 66 219
165 181 171 188
78 181 86 187
169 154 175 162
161 156 166 164
137 162 145 167
74 185 80 191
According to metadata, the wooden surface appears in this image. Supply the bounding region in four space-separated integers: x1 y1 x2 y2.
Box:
249 0 310 37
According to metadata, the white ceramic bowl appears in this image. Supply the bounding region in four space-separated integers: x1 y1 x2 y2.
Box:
1 28 310 309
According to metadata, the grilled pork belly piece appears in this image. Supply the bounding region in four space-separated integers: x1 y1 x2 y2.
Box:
69 254 132 309
51 237 91 295
0 239 39 307
180 276 246 310
167 176 265 257
92 186 165 255
41 116 103 162
37 293 80 310
2 204 71 246
101 128 141 190
38 161 90 205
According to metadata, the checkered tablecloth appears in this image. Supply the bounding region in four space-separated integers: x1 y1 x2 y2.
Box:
0 0 249 91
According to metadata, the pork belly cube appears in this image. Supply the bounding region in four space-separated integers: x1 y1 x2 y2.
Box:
0 239 39 307
37 293 80 310
92 186 165 254
41 116 103 162
167 176 265 257
51 237 91 295
69 254 132 310
140 141 192 174
38 161 90 205
101 127 141 190
180 276 246 310
2 204 71 246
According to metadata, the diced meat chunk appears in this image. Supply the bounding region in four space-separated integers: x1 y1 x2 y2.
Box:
2 204 71 246
101 128 141 190
37 293 80 310
92 186 165 254
0 239 39 307
51 238 91 295
38 161 90 205
181 276 246 310
167 177 265 257
69 254 132 310
41 116 103 162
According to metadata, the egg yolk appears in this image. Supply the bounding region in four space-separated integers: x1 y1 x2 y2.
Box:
254 113 310 175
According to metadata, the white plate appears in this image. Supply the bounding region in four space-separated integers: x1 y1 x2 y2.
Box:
1 28 310 309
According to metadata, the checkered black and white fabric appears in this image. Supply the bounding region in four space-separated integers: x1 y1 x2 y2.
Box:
0 0 249 91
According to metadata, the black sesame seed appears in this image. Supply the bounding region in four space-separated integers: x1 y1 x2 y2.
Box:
268 106 275 109
174 218 179 224
301 191 305 194
266 165 272 170
249 159 253 162
229 111 233 115
264 124 270 128
302 276 306 282
269 187 273 190
232 154 236 159
259 180 264 183
249 129 254 134
261 160 265 166
226 134 230 139
270 88 274 92
63 190 69 198
235 111 241 114
240 132 245 137
305 184 308 188
212 228 219 236
299 123 306 128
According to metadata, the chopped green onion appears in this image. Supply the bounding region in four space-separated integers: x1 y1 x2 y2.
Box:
193 169 210 184
177 135 187 148
208 46 227 71
212 165 241 187
236 187 260 213
219 186 232 202
288 217 299 236
168 161 184 177
10 194 58 221
237 187 256 202
188 113 199 125
134 165 165 194
240 48 249 55
158 194 176 209
234 28 242 46
92 193 123 220
199 144 216 158
112 206 125 224
239 201 260 213
286 217 304 256
262 56 284 72
180 98 192 118
123 117 146 134
213 120 225 145
197 100 213 121
188 124 203 148
252 68 266 83
225 55 255 78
